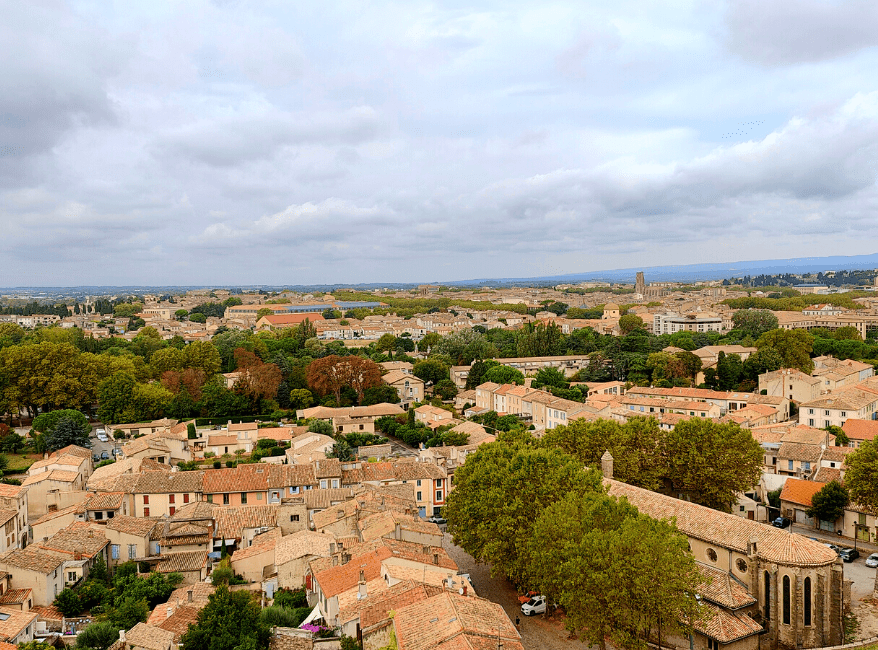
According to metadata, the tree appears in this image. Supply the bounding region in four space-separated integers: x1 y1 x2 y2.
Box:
732 309 779 338
189 312 207 324
807 480 849 523
232 349 282 408
97 372 136 424
75 622 122 650
532 367 569 390
256 308 274 321
434 379 458 401
481 365 525 386
435 330 497 365
110 596 150 629
307 355 382 403
376 334 398 357
526 492 701 650
844 440 878 512
618 314 646 335
418 332 441 353
327 441 354 461
180 585 271 650
663 419 763 512
464 359 499 389
444 442 603 585
715 352 743 390
46 415 92 451
361 384 401 406
517 322 563 357
175 309 189 320
54 588 82 617
307 419 334 436
756 329 815 373
412 359 449 385
827 425 850 446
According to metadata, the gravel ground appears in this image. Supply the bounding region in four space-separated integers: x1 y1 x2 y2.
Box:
443 533 596 650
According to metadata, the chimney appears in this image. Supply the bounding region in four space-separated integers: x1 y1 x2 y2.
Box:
342 553 351 565
187 589 193 603
394 523 401 540
433 553 439 566
119 630 126 643
748 537 758 557
357 570 367 600
74 552 82 561
601 451 614 480
167 606 173 618
88 529 94 538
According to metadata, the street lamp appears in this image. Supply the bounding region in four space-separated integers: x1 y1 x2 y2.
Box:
853 523 860 551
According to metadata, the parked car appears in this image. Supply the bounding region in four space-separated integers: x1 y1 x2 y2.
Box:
825 543 841 554
100 450 110 460
838 548 860 563
112 448 123 457
865 553 878 568
427 516 447 525
96 429 109 442
772 517 791 529
521 596 547 616
92 454 100 462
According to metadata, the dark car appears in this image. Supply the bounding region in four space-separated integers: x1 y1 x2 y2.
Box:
772 517 791 529
100 450 110 460
838 548 860 562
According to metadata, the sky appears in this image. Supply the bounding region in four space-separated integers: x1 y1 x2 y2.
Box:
4 0 878 286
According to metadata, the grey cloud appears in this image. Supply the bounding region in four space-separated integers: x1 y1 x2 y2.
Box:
726 0 878 65
157 106 381 167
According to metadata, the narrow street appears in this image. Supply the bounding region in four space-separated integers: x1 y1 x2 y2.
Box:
442 533 596 650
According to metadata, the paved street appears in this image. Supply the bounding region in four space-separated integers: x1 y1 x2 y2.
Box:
442 533 595 650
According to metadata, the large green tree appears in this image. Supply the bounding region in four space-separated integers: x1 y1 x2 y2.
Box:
180 585 271 650
732 309 779 338
756 329 815 373
444 442 603 585
412 358 450 385
844 440 878 512
663 419 763 511
46 415 92 451
481 365 525 386
526 492 701 650
807 480 849 523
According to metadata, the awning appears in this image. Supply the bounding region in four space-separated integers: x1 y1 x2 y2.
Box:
299 605 324 627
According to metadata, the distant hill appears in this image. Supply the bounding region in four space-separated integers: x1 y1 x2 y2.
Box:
444 252 878 286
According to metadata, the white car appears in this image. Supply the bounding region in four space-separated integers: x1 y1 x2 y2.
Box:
866 553 878 568
96 428 108 442
521 596 546 616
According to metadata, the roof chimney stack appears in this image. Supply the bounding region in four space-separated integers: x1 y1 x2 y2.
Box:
601 451 614 480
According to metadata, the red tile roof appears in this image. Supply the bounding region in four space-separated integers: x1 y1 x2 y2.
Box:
842 419 878 441
779 478 827 508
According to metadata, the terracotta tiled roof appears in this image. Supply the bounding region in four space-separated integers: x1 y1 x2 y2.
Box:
842 419 878 441
779 426 827 445
29 605 63 622
393 592 523 650
0 485 26 499
303 488 352 509
203 464 287 494
155 605 201 643
50 445 92 459
134 471 203 494
86 458 171 491
0 589 31 606
314 458 342 479
822 446 855 462
31 505 79 528
0 608 37 642
776 442 823 463
339 579 430 629
40 522 108 558
696 563 755 610
22 469 79 486
357 511 442 543
82 491 125 511
779 478 827 508
212 504 278 539
0 511 17 528
606 479 838 566
106 515 159 537
121 436 171 457
314 547 392 598
166 583 215 608
125 622 176 650
155 551 208 574
207 434 238 446
695 602 763 643
230 539 275 562
0 547 64 574
275 531 335 565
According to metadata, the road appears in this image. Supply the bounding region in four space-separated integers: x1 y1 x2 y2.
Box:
442 533 595 650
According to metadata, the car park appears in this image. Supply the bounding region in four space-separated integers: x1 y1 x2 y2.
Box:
866 553 878 568
521 595 547 616
772 517 791 529
837 548 860 563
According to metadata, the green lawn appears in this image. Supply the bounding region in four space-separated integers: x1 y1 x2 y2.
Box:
4 453 41 473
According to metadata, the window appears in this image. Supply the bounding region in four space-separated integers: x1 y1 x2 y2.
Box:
804 577 812 626
803 462 811 471
94 511 103 520
320 480 328 489
257 493 263 500
809 419 815 427
842 411 847 417
144 507 150 517
169 494 175 504
825 410 830 416
241 493 248 504
708 639 719 650
417 480 422 487
169 506 175 516
223 494 230 505
416 491 422 501
764 571 771 621
128 545 137 559
740 506 745 512
809 409 814 414
68 572 77 583
207 494 213 503
825 420 831 428
111 545 120 560
290 486 300 494
331 479 340 489
143 495 149 505
290 515 299 522
435 479 442 488
436 490 443 501
782 575 791 625
831 462 836 468
184 494 189 503
736 559 748 572
787 460 794 471
706 548 717 562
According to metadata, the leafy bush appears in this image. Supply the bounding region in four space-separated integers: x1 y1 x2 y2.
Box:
273 587 307 609
75 621 122 650
213 461 222 469
53 588 82 617
259 605 312 628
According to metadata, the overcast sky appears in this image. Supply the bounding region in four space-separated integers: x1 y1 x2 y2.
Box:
4 0 878 286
